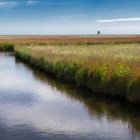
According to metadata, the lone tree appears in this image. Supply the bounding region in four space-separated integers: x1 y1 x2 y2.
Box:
97 31 101 35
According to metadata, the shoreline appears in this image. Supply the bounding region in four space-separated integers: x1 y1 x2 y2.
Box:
0 43 140 105
15 49 140 105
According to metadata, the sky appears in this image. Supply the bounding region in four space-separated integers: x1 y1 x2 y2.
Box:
0 0 140 35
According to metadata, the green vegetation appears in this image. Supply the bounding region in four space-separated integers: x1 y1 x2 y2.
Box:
0 42 140 104
14 43 140 104
0 43 14 52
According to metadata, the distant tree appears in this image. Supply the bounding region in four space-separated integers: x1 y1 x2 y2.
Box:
97 31 101 35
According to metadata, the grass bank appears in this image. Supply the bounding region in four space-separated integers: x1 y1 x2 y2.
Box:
0 43 14 52
15 44 140 104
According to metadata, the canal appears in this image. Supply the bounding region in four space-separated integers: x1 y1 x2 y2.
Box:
0 53 140 140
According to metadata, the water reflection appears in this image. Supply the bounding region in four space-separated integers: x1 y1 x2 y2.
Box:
18 58 140 132
0 53 139 140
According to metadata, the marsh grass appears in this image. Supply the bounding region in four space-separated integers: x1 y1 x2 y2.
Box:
15 43 140 104
75 67 88 87
0 43 14 52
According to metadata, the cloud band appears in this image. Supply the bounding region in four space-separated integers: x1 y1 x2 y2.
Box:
96 18 140 23
0 2 17 8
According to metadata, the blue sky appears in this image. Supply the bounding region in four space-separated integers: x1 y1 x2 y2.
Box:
0 0 140 35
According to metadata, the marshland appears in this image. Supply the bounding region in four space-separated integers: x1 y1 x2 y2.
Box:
0 36 140 140
1 36 140 103
0 0 140 139
15 41 140 103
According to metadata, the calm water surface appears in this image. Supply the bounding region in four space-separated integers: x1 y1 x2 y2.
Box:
0 53 140 140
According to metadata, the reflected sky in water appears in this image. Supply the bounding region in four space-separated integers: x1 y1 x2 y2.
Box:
0 53 139 140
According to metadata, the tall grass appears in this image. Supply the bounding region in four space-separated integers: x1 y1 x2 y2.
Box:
15 43 140 104
0 43 14 52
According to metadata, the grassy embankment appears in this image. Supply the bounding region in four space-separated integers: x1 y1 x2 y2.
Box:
0 41 140 104
15 43 140 104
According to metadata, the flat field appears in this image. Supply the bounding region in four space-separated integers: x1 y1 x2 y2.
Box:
1 35 140 45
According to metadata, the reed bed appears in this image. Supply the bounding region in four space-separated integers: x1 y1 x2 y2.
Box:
15 43 140 104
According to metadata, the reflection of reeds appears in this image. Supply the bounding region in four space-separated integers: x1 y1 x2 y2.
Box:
0 43 14 52
15 43 140 104
19 61 140 133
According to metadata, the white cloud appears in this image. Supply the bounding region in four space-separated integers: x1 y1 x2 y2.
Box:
0 1 17 9
27 0 38 5
45 1 75 5
96 18 140 23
